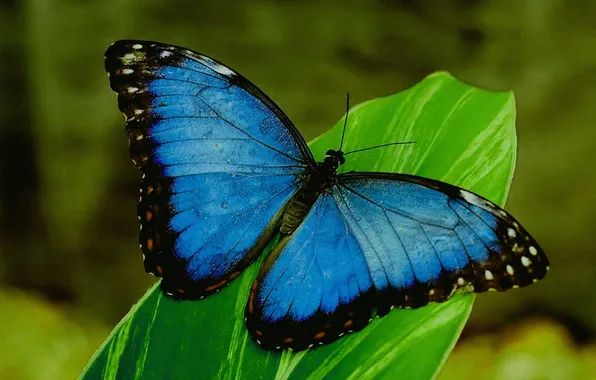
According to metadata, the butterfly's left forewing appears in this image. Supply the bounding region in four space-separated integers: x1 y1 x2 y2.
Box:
246 172 548 351
105 40 314 299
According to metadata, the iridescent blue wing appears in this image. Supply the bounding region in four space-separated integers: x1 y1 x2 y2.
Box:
246 173 548 350
104 40 315 299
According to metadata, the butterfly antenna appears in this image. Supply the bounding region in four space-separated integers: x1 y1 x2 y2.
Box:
339 93 350 152
343 141 416 156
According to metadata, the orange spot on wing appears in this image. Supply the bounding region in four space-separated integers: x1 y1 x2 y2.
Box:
155 265 163 276
283 337 294 343
146 238 154 252
248 291 255 314
314 332 325 339
255 330 263 336
146 185 154 195
229 271 241 280
204 279 227 292
145 210 152 222
177 288 185 294
344 320 353 328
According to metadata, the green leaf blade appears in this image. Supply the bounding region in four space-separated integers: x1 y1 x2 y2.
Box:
81 72 516 380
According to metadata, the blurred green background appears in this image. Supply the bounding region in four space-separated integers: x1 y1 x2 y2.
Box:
0 0 594 379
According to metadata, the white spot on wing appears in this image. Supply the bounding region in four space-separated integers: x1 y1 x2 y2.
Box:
457 277 465 286
506 265 514 275
132 44 143 50
521 256 531 267
127 87 139 93
507 228 516 238
484 270 494 280
529 246 538 256
211 63 235 77
122 68 134 75
159 50 173 58
459 189 482 207
201 56 236 77
122 51 146 64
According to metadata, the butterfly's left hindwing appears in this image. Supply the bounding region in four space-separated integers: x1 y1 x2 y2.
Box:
105 40 314 299
246 173 548 351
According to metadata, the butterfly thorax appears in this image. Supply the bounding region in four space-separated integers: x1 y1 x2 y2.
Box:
279 150 344 235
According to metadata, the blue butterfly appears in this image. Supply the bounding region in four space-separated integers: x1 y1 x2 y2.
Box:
104 40 549 351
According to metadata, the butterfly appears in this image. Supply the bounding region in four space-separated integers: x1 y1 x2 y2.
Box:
104 40 549 352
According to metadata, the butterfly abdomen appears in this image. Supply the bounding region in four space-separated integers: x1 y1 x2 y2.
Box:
280 194 313 235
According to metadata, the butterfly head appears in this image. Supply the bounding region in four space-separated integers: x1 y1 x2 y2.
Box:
324 149 346 171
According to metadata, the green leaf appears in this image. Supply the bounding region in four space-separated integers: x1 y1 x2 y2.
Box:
81 72 516 380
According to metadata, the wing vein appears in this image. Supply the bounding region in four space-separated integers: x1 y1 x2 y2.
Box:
193 87 309 165
185 181 298 277
334 186 392 290
340 183 450 229
419 223 447 273
381 209 418 285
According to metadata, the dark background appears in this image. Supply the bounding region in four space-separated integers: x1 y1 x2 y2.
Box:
1 0 594 378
